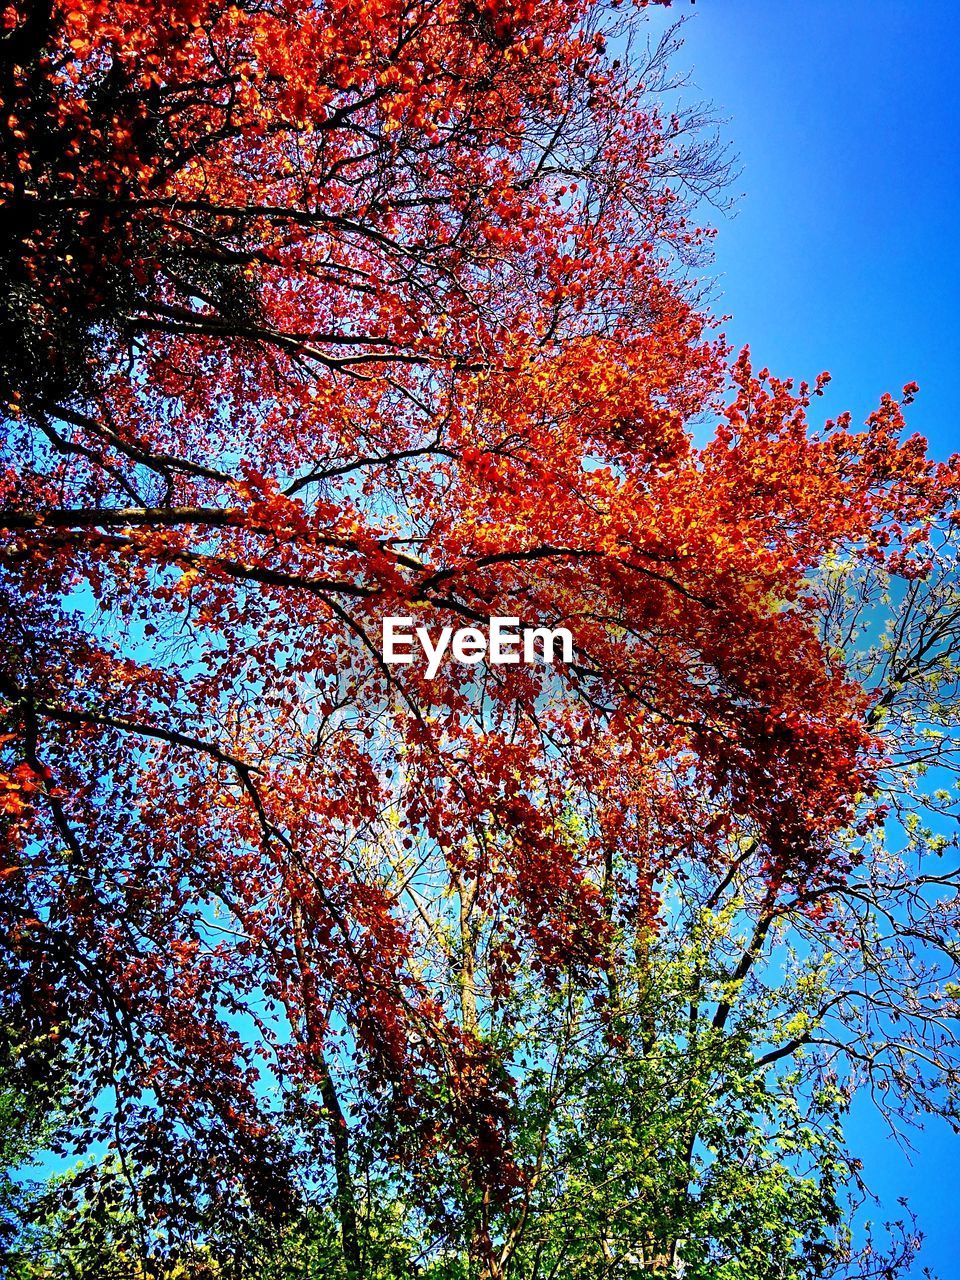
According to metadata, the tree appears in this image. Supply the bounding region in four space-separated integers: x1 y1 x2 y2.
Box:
0 1025 63 1267
2 0 959 1275
435 521 960 1279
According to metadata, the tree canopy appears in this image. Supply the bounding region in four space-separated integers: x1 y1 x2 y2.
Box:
2 1 959 1276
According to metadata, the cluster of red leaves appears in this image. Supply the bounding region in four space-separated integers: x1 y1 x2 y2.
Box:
1 0 957 1228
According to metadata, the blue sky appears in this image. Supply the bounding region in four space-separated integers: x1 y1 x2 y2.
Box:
651 0 960 462
645 2 960 1273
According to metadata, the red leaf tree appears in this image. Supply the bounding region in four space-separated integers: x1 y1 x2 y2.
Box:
1 0 956 1272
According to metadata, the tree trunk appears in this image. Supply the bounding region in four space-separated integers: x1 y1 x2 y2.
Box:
289 896 363 1278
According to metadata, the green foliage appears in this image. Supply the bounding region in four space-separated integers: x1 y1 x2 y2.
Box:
0 927 925 1280
0 1017 70 1275
484 946 856 1280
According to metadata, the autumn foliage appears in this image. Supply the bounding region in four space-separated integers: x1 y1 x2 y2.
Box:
1 0 957 1265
